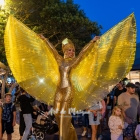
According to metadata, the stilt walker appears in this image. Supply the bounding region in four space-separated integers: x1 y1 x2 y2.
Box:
4 13 136 140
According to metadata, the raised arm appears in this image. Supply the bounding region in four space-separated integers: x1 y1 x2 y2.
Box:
39 34 63 63
72 36 100 66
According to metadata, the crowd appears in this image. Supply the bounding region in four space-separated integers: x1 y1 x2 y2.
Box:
0 80 140 140
79 80 140 140
0 84 55 140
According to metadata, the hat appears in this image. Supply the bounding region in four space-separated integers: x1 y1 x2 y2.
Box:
126 83 136 88
5 92 12 97
62 38 75 53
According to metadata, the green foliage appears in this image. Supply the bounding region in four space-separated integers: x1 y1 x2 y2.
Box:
0 8 9 63
0 0 102 60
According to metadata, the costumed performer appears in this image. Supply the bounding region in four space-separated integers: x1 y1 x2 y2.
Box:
4 13 136 140
39 35 100 140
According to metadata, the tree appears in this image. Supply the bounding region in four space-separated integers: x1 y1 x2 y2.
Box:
0 8 9 63
2 0 102 56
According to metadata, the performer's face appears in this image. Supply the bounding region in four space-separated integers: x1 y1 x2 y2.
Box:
64 48 75 59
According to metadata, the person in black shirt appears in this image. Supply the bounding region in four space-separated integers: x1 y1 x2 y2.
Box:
18 88 34 140
113 81 126 106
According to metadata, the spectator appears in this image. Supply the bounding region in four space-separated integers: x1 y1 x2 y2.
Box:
1 93 16 140
81 110 91 138
19 111 25 140
97 99 106 140
108 105 128 140
18 88 35 140
118 83 139 140
135 82 140 100
113 81 126 106
88 100 106 140
135 122 140 140
135 82 140 123
105 93 114 128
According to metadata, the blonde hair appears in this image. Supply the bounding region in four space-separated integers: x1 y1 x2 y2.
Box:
112 105 124 121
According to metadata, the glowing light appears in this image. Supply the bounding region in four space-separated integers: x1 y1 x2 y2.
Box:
39 78 44 83
0 0 5 8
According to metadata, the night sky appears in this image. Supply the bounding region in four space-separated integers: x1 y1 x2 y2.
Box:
74 0 140 43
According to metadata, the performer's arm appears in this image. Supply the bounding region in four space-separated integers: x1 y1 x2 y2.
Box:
39 34 63 63
72 36 100 66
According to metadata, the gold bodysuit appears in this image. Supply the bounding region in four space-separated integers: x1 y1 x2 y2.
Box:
54 59 77 140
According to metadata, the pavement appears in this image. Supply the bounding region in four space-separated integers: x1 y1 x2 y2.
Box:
3 124 20 140
3 124 111 140
3 123 111 140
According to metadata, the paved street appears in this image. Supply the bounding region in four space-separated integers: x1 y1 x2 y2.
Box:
3 124 111 140
3 124 20 140
3 112 111 140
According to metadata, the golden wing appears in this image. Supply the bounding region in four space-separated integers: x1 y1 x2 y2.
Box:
4 16 60 105
70 13 136 110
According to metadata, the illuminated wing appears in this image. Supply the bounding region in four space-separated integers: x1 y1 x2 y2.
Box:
4 16 60 104
70 13 136 110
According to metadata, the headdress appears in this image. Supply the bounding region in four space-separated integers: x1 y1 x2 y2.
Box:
62 38 75 52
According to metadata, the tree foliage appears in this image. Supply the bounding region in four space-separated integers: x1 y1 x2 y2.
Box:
0 0 102 62
0 9 9 63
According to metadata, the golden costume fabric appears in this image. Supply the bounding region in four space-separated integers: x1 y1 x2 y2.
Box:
4 16 60 105
71 13 136 109
4 13 136 140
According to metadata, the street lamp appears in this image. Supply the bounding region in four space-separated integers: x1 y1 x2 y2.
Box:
0 0 5 9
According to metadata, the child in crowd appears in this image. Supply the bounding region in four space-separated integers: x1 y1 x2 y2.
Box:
1 93 16 140
108 106 127 140
135 123 140 140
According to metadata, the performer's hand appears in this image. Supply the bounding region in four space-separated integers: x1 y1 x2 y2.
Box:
38 34 46 40
92 36 100 42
